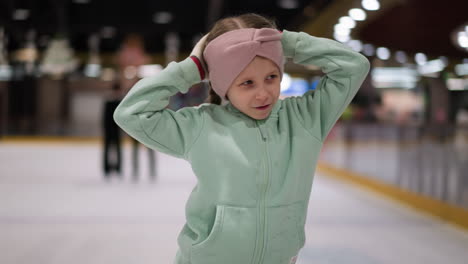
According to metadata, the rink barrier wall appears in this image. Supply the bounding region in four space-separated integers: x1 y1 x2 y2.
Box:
317 162 468 230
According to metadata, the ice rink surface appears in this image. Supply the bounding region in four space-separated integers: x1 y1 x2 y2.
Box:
1 142 467 264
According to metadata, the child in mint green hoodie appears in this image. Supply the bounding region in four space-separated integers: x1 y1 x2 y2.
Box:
114 13 369 264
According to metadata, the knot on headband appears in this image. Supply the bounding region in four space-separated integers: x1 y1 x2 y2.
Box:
203 28 284 98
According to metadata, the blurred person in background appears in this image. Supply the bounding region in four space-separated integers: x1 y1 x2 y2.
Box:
116 34 156 181
8 30 39 134
102 82 123 180
114 13 369 264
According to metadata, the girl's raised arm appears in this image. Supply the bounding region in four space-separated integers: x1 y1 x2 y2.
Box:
113 57 205 159
281 30 370 141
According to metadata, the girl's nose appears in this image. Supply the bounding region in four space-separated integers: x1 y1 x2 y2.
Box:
255 85 269 100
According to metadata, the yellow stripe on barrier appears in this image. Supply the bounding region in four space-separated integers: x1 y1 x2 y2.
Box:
317 162 468 230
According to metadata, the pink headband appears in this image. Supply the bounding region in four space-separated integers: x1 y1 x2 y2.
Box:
203 28 284 98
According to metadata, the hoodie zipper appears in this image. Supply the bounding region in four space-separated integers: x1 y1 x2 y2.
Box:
253 121 270 264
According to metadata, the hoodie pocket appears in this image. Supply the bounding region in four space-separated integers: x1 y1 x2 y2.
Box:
263 201 306 264
190 205 257 264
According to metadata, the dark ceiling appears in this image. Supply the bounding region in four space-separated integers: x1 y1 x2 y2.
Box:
359 0 468 58
0 0 331 53
0 0 467 60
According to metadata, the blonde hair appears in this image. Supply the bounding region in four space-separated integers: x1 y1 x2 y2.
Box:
203 13 278 105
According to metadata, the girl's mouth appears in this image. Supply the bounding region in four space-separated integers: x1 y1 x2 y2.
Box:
255 104 270 110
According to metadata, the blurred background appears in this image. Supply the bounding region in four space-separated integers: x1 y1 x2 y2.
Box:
0 0 467 264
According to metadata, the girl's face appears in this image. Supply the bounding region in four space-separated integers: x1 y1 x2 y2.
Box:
226 56 281 120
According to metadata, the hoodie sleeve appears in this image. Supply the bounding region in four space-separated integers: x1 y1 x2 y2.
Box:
281 30 370 141
113 57 205 159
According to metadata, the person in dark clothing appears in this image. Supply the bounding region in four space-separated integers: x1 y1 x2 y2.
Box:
102 83 123 179
131 137 157 182
115 33 157 182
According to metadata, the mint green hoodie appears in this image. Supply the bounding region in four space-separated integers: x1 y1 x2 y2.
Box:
114 30 370 264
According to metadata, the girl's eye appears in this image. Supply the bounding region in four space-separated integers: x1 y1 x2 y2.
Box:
241 80 253 86
266 74 278 80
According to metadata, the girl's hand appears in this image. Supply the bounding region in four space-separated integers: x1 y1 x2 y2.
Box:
190 34 209 73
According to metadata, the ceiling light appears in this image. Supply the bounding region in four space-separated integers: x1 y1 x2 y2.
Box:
334 33 350 43
339 16 356 28
363 44 375 56
349 8 366 21
278 0 298 9
376 47 390 60
153 12 173 24
334 24 348 32
334 25 351 36
458 31 468 48
362 0 380 11
395 51 407 64
415 53 427 65
347 40 363 52
13 9 29 20
101 26 116 39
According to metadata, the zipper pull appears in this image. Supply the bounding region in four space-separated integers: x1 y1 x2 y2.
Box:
257 123 268 141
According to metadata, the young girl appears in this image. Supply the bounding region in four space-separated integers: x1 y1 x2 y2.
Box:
114 13 369 264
